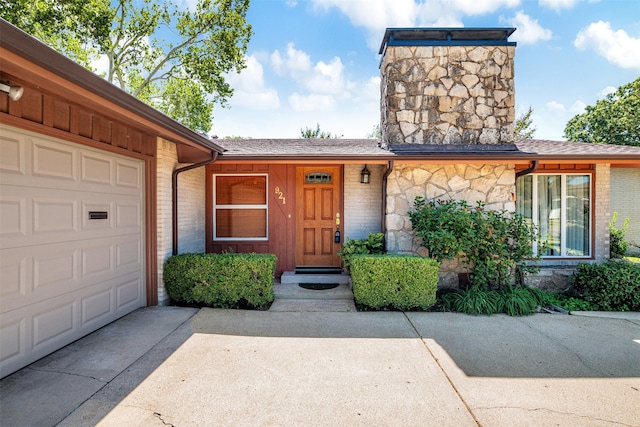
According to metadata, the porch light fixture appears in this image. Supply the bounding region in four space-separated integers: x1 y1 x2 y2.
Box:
360 165 371 184
0 82 24 101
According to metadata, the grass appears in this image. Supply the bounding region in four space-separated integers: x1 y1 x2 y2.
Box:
624 255 640 264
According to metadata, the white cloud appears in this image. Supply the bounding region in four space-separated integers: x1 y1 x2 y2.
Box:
225 55 280 110
448 0 520 15
271 43 312 77
289 93 336 112
598 86 616 97
546 100 566 112
312 0 520 49
569 100 586 114
306 57 345 94
574 21 640 71
539 0 580 12
501 11 552 44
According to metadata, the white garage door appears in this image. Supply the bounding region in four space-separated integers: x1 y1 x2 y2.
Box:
0 124 145 378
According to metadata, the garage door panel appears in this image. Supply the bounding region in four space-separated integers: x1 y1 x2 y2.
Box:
0 256 26 300
0 318 23 366
1 234 142 313
32 141 76 181
33 302 75 349
33 198 77 233
1 185 141 250
0 271 143 378
0 197 26 236
0 129 26 174
81 153 113 185
0 128 141 196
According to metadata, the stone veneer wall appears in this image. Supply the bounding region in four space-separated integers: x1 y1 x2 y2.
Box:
156 138 206 304
386 163 515 287
380 45 515 147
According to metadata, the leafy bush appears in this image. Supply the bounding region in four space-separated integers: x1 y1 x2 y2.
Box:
441 285 545 316
408 198 540 289
163 253 276 309
545 292 598 312
610 212 629 258
350 254 439 310
338 232 385 271
571 260 640 311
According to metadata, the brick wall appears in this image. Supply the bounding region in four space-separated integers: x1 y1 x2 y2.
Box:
594 163 610 262
611 168 640 251
343 164 385 240
156 138 207 305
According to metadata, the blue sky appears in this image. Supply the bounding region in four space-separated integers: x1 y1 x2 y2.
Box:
212 0 640 140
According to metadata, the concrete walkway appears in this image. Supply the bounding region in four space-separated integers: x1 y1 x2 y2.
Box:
1 307 639 426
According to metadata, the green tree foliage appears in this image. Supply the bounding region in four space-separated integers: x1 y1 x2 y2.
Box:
2 0 252 133
564 77 640 146
367 123 381 139
300 123 340 139
514 106 536 139
0 0 113 66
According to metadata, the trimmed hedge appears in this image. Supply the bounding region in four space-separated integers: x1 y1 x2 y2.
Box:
571 260 640 311
163 253 276 309
350 254 440 310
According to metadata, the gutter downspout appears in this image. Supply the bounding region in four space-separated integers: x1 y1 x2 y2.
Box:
381 160 395 250
515 160 539 178
172 151 219 255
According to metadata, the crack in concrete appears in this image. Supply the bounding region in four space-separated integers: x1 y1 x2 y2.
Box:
154 412 175 426
26 366 107 383
402 312 481 426
476 405 637 427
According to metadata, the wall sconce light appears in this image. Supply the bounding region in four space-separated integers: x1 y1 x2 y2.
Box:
360 165 371 184
0 82 24 101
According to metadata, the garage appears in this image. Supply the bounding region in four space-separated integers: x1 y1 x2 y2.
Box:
0 124 145 377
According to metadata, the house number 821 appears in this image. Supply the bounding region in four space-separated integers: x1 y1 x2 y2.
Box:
274 186 286 205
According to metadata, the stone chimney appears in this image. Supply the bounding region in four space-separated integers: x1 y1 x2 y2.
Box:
379 28 516 149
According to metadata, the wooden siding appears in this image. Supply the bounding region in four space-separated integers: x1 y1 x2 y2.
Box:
0 81 156 158
206 163 296 277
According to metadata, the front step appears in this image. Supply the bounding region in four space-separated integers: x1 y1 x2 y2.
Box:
270 273 356 312
280 271 351 285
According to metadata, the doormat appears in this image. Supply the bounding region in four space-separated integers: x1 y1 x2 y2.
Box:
298 283 340 290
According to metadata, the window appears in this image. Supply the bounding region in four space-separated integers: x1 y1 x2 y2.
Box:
213 175 267 240
516 174 591 257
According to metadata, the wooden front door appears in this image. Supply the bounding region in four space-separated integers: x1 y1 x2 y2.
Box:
296 166 342 267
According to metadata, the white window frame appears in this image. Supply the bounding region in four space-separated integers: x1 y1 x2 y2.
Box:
520 173 592 258
212 174 269 241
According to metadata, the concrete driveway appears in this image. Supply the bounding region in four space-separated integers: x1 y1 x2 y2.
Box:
1 307 639 426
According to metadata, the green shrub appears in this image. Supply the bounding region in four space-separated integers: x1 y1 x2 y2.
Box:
338 232 385 271
408 198 540 290
350 254 439 310
545 292 598 312
441 285 547 316
570 260 640 311
163 253 276 309
610 212 629 258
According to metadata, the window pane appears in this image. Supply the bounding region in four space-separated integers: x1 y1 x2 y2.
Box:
516 175 532 221
216 209 267 238
538 175 561 256
305 172 332 184
216 176 266 205
566 175 590 256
